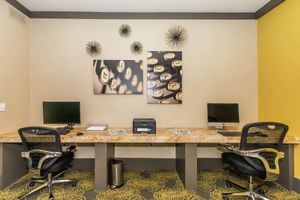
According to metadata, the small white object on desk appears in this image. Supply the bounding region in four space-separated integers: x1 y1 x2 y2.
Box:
165 128 190 134
176 128 190 135
86 124 107 131
109 129 128 135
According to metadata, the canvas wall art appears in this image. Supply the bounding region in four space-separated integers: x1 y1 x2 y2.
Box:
93 60 143 94
147 51 182 104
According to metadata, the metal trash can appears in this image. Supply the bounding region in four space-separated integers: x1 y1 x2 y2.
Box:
110 160 124 189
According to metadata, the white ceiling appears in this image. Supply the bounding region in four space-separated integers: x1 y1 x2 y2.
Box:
17 0 271 13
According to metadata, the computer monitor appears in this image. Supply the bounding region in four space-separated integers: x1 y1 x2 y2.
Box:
43 102 81 129
207 103 239 129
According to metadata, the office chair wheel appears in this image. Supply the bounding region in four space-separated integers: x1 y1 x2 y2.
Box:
29 181 35 187
72 181 77 187
222 195 229 200
225 180 232 188
48 192 54 200
257 188 265 195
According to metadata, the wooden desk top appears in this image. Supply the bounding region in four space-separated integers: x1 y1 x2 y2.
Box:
0 128 299 144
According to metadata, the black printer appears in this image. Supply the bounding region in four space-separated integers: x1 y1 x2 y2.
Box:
133 118 156 134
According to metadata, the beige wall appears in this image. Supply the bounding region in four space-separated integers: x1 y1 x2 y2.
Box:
29 19 258 128
0 12 258 157
29 19 257 158
0 1 30 134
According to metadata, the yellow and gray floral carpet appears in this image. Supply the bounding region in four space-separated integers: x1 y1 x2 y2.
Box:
0 170 299 200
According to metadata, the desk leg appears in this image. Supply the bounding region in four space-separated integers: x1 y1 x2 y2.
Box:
176 143 197 190
94 143 115 190
278 144 294 190
0 143 27 189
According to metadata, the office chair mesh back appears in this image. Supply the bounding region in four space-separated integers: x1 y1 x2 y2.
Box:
18 127 62 168
240 122 288 170
240 122 288 151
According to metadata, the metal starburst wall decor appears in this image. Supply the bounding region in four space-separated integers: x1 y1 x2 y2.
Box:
119 24 132 38
165 25 188 49
86 41 101 56
131 41 143 54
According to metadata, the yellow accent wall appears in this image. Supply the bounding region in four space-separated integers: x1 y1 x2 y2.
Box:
258 0 300 179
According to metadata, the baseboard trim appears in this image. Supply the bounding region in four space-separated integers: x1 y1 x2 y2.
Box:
197 158 224 170
72 158 94 170
292 177 300 193
72 158 300 192
72 158 224 171
121 158 176 170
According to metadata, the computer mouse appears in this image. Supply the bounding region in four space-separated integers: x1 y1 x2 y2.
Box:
76 132 84 136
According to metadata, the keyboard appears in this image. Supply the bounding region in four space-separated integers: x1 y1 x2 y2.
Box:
56 128 71 135
217 131 241 137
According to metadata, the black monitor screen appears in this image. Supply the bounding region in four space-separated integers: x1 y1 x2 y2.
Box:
207 103 239 123
43 102 81 124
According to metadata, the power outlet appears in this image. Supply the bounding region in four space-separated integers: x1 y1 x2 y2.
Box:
0 102 6 112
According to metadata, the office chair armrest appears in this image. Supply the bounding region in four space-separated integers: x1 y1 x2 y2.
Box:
248 148 284 155
21 149 62 170
235 148 284 159
233 148 284 181
217 143 237 152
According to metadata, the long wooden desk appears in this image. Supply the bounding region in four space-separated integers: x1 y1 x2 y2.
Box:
0 128 299 190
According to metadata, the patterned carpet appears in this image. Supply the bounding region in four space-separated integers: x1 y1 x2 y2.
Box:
0 170 299 200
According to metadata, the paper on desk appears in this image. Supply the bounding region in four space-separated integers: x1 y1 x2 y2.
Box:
86 124 107 131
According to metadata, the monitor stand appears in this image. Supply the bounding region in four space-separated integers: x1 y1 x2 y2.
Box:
215 124 226 130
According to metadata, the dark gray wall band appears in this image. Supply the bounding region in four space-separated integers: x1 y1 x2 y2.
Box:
5 0 30 17
5 0 285 20
255 0 285 19
29 12 255 20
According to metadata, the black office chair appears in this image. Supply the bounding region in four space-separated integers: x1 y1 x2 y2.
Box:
218 122 288 200
17 126 77 200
